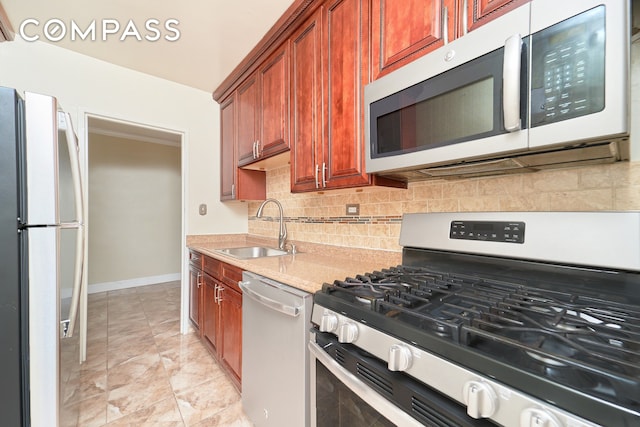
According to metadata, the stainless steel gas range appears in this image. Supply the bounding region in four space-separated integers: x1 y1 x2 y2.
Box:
309 212 640 427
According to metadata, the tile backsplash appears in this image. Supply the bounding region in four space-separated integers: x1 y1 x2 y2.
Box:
248 161 640 252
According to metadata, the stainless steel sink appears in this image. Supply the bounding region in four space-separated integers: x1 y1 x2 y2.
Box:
215 246 289 260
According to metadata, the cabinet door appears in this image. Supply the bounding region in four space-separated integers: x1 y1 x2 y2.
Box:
202 274 220 353
259 44 290 159
371 0 455 80
290 9 324 192
219 286 242 388
220 94 267 202
188 264 202 332
237 75 260 167
322 0 370 189
220 95 237 201
465 0 529 33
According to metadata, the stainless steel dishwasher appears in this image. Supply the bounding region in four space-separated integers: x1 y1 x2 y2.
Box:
239 271 313 427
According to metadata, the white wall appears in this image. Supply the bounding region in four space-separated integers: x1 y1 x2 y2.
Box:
0 37 249 334
88 133 181 285
0 37 248 236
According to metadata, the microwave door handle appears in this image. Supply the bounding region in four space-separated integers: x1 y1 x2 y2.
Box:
503 34 522 132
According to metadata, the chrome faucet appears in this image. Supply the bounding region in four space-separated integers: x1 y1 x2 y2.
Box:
256 198 287 251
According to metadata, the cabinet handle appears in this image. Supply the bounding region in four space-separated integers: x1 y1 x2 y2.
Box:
256 140 261 158
322 162 327 188
442 6 449 45
197 272 202 288
315 164 320 189
231 184 235 198
252 141 257 159
218 286 224 304
214 283 219 303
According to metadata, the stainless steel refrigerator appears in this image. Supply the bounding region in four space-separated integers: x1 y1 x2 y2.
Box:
0 87 85 426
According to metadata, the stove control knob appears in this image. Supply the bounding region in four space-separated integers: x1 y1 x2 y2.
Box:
388 344 413 371
520 408 561 427
338 322 359 343
319 312 338 333
463 381 497 419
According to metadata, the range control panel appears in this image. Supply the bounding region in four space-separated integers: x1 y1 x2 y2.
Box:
450 221 525 244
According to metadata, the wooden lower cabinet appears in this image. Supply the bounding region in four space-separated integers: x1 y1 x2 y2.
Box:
197 253 243 391
188 251 203 331
219 285 242 386
202 274 220 352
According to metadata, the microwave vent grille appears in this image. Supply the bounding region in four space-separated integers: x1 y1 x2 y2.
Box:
390 140 629 181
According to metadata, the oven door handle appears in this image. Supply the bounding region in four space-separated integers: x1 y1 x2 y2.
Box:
308 340 425 427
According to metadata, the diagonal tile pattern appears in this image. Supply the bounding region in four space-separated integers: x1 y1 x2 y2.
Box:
65 281 253 426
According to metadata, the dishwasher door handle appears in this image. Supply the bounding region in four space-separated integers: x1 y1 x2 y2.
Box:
239 280 302 317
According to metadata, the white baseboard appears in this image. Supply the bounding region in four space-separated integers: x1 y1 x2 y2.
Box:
61 273 181 298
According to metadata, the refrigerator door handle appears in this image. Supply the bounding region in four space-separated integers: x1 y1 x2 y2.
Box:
59 111 85 338
61 223 84 338
61 112 84 224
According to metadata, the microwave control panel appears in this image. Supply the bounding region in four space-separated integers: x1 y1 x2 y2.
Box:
450 221 525 244
530 6 605 127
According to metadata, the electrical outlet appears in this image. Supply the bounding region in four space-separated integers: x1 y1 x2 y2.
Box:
199 204 207 215
346 204 359 216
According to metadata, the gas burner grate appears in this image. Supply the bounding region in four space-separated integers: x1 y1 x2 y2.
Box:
321 264 640 409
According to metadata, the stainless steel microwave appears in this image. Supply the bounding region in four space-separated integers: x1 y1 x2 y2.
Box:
365 0 630 181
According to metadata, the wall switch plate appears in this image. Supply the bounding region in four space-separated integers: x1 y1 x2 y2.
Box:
346 204 359 216
199 204 207 215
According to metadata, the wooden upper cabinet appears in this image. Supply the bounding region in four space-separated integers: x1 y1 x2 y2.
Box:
464 0 530 33
220 94 266 202
220 95 237 200
216 0 414 195
237 44 290 167
290 9 323 192
371 0 457 80
259 44 290 159
236 75 260 167
292 0 370 192
322 0 369 189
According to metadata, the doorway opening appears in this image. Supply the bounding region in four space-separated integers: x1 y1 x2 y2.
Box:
86 117 183 295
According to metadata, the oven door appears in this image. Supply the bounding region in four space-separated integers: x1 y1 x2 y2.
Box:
309 332 493 427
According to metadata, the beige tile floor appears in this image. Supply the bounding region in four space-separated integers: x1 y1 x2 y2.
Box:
66 281 253 426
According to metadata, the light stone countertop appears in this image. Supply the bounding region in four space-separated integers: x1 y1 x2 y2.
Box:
187 234 402 294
